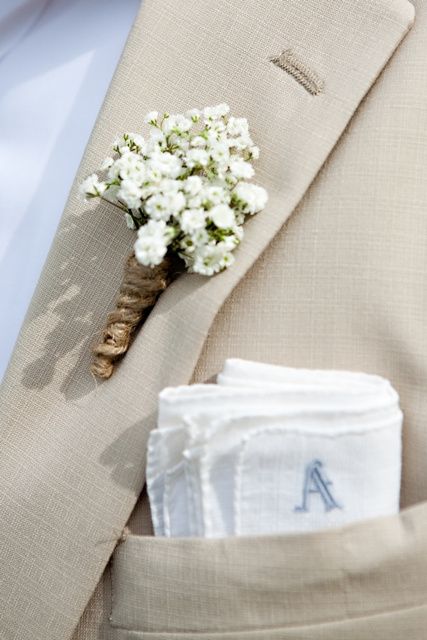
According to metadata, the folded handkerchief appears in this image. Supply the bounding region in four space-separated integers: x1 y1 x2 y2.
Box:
147 359 402 537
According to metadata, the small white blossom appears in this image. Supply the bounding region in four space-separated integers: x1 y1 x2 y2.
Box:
186 148 209 168
80 174 106 198
206 119 226 134
162 114 192 135
109 152 145 183
168 133 190 155
144 194 168 219
209 141 230 164
145 128 166 154
159 178 181 193
190 135 207 148
117 179 143 209
249 145 260 159
149 128 165 143
203 103 230 120
222 236 239 252
144 165 163 183
139 219 171 239
183 176 202 195
228 135 252 151
144 111 159 124
145 191 186 221
101 157 114 171
203 184 229 206
168 192 186 215
134 220 172 266
187 195 203 209
186 108 202 121
210 204 235 229
126 132 146 154
190 227 209 247
227 116 249 137
180 208 206 234
233 182 268 214
192 241 235 276
149 151 183 179
229 158 254 180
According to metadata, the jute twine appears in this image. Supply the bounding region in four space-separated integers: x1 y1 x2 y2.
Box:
91 252 177 379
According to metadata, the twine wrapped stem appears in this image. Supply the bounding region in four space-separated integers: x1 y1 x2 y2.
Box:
91 252 179 379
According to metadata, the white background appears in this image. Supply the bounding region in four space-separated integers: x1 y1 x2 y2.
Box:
0 0 140 380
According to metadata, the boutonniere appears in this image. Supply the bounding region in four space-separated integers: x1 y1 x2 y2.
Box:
80 104 268 379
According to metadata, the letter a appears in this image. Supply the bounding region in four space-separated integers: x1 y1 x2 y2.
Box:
294 459 342 513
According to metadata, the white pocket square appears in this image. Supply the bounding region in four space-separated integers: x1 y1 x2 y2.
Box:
147 359 402 537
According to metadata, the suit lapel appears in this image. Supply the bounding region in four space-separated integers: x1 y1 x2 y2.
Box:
0 0 414 638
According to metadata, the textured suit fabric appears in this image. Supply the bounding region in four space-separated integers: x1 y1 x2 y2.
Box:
0 0 420 638
110 504 427 638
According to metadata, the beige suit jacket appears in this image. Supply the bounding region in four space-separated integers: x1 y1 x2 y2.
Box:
0 0 425 638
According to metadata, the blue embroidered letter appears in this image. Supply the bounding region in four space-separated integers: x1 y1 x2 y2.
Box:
294 459 342 513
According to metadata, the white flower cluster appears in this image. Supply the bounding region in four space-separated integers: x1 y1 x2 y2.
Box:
80 104 268 276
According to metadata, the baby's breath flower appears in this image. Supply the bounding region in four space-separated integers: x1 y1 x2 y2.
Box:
80 104 267 275
117 179 143 209
249 145 260 160
162 114 192 135
192 241 234 276
203 103 230 120
101 157 114 171
227 116 249 137
187 108 202 122
144 111 159 125
146 128 166 154
123 132 146 154
168 133 190 154
190 135 207 148
207 119 226 134
233 182 268 215
210 204 235 229
186 148 209 168
191 228 209 246
229 158 255 180
184 176 203 195
180 208 206 234
80 174 106 198
145 192 185 221
187 195 203 209
228 135 252 151
209 141 230 164
159 178 181 193
203 184 229 206
134 220 172 266
149 151 183 179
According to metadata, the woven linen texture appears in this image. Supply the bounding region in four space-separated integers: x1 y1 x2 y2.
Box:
0 0 417 638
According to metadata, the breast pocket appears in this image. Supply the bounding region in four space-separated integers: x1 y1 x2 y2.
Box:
109 504 427 639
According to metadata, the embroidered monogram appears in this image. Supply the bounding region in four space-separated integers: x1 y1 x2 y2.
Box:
294 459 342 513
269 49 324 96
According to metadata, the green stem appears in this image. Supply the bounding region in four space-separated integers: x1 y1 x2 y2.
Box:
100 195 128 213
